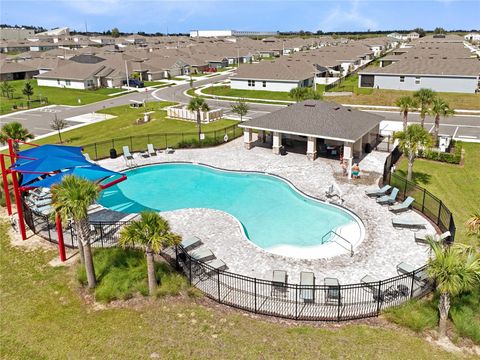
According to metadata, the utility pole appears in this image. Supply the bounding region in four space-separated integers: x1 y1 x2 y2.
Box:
124 60 130 87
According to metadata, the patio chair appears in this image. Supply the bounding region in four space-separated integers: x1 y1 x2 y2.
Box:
30 187 50 200
361 275 386 302
365 184 391 197
271 270 288 295
123 146 134 160
300 271 315 303
205 259 227 272
324 277 341 305
147 143 158 156
396 262 416 275
189 247 216 262
376 187 399 205
389 196 415 213
414 231 451 245
31 204 53 216
392 216 426 229
397 262 430 288
165 147 175 154
181 236 203 251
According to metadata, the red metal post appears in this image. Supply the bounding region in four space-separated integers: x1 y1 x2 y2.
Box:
11 170 27 240
0 155 12 215
7 138 15 160
55 213 66 262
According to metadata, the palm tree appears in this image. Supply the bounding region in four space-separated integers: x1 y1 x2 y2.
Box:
429 97 454 145
465 212 480 238
0 122 34 152
289 87 306 102
413 88 436 128
51 175 100 288
395 96 418 131
22 80 34 104
118 212 181 296
393 124 433 181
187 97 210 141
231 98 249 122
427 239 480 338
0 81 14 99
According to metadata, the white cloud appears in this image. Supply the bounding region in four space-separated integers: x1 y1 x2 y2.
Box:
319 0 377 31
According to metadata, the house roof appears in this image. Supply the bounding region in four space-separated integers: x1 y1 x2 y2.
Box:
232 60 313 81
35 61 105 81
239 100 383 142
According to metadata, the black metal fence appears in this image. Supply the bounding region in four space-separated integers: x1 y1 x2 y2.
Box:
82 124 242 161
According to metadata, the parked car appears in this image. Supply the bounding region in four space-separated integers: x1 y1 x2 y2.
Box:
122 79 144 88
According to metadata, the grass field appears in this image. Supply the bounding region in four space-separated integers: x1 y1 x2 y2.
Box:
203 85 294 101
325 74 374 95
0 220 468 360
0 79 125 114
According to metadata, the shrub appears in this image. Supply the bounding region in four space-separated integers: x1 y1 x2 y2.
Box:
177 137 223 148
418 142 462 164
450 289 480 344
384 298 438 332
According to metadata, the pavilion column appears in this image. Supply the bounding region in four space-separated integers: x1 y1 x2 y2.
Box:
354 137 363 157
306 136 317 161
344 142 354 180
243 128 253 150
272 132 282 155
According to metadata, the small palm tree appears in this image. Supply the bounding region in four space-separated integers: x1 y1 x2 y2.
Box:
393 124 433 181
187 96 210 141
429 97 454 145
395 96 418 131
427 239 480 338
0 122 34 152
413 88 436 128
0 81 14 99
465 212 480 238
289 87 306 102
22 80 34 104
231 98 249 122
118 212 181 296
51 175 100 289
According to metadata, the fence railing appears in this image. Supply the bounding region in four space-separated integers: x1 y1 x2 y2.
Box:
82 124 243 161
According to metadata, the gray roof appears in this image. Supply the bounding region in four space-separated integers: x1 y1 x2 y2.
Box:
239 100 383 142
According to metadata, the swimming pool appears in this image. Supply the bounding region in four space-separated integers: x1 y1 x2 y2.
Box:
98 163 365 259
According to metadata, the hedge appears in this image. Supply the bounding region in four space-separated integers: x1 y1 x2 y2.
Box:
418 142 462 164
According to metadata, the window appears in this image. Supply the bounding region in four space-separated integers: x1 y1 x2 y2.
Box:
415 77 421 85
262 81 266 87
399 76 405 82
65 80 71 86
248 80 255 87
86 80 94 88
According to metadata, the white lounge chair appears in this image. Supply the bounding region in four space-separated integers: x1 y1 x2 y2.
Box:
123 146 134 160
392 216 426 229
189 247 215 262
389 196 415 213
377 188 399 205
415 231 451 244
272 270 288 295
182 236 203 251
147 144 158 156
300 271 315 303
325 277 341 305
365 185 391 197
165 147 175 154
205 259 227 271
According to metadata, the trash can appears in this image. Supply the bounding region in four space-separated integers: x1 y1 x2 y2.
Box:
364 143 372 154
110 148 117 159
280 146 287 156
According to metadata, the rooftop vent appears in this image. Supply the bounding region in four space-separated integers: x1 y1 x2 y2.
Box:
304 101 316 107
334 106 341 110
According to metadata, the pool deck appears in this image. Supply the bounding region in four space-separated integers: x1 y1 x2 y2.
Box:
95 137 435 284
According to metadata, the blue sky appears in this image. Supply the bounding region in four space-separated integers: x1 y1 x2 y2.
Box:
1 0 479 34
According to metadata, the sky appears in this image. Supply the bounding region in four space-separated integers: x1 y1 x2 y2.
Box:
1 0 479 34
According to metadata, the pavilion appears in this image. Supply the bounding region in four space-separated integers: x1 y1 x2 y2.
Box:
239 100 384 178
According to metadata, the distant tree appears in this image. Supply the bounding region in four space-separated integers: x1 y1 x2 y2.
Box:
289 87 322 102
231 98 249 122
413 88 436 128
50 115 67 143
0 122 34 152
0 81 14 99
393 124 433 181
412 28 426 37
111 27 120 38
187 96 210 141
429 97 454 145
434 27 446 34
395 96 418 131
131 72 140 80
22 80 34 104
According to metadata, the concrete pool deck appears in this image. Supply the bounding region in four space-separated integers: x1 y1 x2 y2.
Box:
95 136 435 284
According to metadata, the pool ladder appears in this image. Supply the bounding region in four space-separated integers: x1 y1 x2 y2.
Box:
321 230 354 257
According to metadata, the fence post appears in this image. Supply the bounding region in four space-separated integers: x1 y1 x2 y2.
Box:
410 271 415 298
337 286 341 321
100 225 104 247
165 134 168 148
254 278 257 313
175 245 179 269
217 269 221 303
130 136 133 151
437 200 443 225
421 188 426 213
295 284 298 320
94 143 98 160
111 139 114 150
403 177 408 199
188 258 192 285
376 281 382 315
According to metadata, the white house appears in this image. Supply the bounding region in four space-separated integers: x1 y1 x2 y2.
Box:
464 33 480 42
35 62 106 89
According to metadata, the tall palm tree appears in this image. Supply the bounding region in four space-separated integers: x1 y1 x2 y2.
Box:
187 97 210 141
51 175 100 289
393 124 433 181
118 212 181 296
413 88 436 129
427 239 480 338
429 97 454 145
0 122 34 152
395 96 418 131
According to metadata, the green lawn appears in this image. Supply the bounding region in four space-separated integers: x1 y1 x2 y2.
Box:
143 81 170 87
1 79 125 114
203 85 293 101
326 74 374 95
395 142 480 247
0 220 467 360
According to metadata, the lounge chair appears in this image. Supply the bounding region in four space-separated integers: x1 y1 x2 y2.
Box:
30 187 50 200
397 262 430 286
361 275 409 302
31 204 53 216
389 196 415 213
365 185 391 197
181 236 203 251
147 144 158 156
272 270 288 295
414 231 451 244
123 146 134 160
376 187 399 205
29 198 52 207
300 271 315 303
396 262 415 275
205 259 227 271
189 247 215 262
392 216 426 229
165 147 175 154
324 277 341 305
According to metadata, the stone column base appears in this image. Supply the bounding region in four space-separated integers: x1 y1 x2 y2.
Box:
272 146 280 155
244 142 253 150
307 152 317 161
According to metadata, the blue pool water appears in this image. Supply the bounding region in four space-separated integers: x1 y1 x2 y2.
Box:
98 164 361 253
